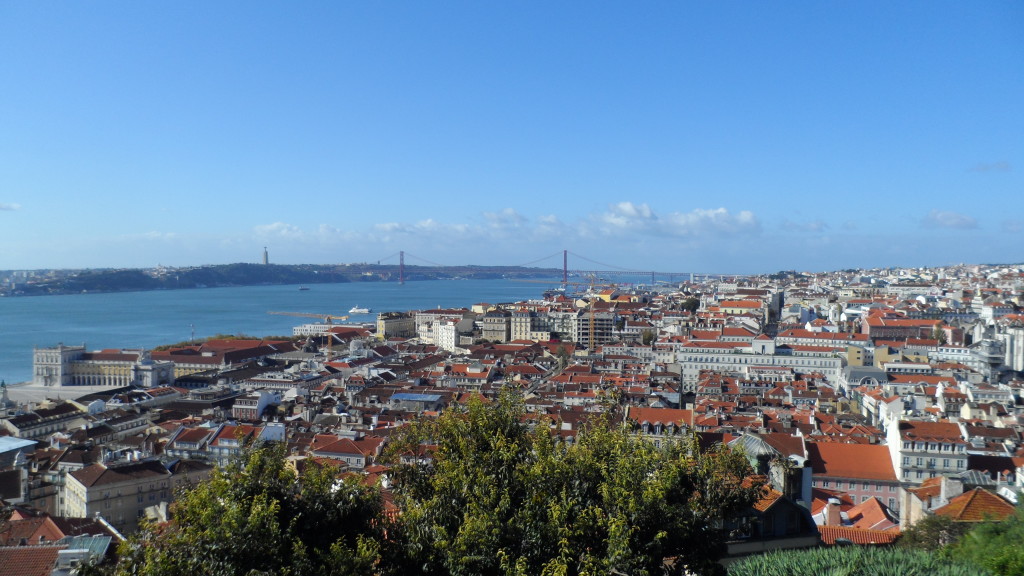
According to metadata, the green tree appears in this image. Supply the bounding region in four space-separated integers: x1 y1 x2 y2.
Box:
946 508 1024 576
679 298 700 313
555 344 571 369
899 513 971 551
113 442 384 576
381 390 763 576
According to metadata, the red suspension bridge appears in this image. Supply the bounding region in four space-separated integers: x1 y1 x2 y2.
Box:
372 249 731 285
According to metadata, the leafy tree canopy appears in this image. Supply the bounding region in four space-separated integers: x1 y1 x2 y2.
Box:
113 442 384 576
381 390 763 576
946 507 1024 576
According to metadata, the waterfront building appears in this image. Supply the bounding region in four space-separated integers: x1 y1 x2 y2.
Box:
150 339 296 379
376 311 416 340
32 346 174 388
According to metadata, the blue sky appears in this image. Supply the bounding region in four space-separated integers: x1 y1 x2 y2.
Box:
1 2 1021 274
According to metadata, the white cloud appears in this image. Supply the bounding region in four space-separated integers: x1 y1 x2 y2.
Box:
599 202 658 229
483 208 527 229
591 203 760 239
0 203 21 211
373 222 403 233
660 207 760 237
923 210 978 230
170 203 766 269
254 222 306 237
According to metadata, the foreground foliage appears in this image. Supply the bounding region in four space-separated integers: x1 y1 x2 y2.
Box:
114 442 384 576
110 390 764 576
727 546 992 576
897 513 972 551
945 507 1024 576
381 391 764 576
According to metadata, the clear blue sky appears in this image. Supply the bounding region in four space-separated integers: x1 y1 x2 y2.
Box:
1 2 1021 274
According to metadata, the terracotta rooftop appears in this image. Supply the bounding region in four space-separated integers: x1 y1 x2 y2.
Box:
846 497 897 531
69 460 170 488
818 525 899 546
806 442 897 482
626 406 694 426
934 488 1016 522
0 546 61 576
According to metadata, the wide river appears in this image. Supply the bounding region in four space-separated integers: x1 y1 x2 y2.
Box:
0 279 556 385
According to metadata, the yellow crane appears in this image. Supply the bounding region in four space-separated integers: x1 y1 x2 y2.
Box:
268 311 348 362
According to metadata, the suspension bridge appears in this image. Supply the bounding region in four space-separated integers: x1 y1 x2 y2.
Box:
370 249 734 286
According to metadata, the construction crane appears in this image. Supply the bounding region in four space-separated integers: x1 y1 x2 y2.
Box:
268 311 348 362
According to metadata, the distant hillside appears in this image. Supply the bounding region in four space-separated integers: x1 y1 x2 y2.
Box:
5 263 561 296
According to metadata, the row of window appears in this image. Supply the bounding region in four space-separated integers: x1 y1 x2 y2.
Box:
901 457 965 469
901 441 965 453
818 479 896 493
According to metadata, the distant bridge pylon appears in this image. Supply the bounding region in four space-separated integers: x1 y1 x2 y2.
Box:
372 248 727 286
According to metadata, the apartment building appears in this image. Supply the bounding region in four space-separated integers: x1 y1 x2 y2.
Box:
886 419 968 484
65 461 173 535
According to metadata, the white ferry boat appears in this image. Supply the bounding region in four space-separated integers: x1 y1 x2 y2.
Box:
349 305 371 314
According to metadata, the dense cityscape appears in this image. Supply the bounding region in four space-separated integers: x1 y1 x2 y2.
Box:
2 260 1024 573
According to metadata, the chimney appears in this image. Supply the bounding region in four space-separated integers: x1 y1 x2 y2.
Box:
939 476 964 507
826 497 842 526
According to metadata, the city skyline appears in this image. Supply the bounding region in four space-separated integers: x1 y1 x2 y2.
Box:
1 2 1021 273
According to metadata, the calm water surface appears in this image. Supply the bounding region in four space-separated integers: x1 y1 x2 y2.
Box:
0 279 555 384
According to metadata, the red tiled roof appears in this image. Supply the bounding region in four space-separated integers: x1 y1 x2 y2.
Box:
0 546 61 576
626 406 694 426
752 485 784 513
934 488 1016 522
806 442 898 482
818 525 899 546
846 497 897 531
